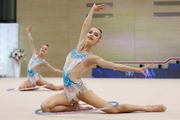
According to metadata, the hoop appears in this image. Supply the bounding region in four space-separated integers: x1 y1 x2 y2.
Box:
7 84 53 91
35 101 119 115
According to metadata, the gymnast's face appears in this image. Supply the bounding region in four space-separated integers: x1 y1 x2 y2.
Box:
86 28 101 45
39 45 48 55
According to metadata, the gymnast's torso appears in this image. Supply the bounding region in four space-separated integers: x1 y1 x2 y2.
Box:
63 47 92 101
27 54 44 85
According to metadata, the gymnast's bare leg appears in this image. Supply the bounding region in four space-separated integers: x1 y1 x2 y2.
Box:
41 90 166 113
19 78 63 91
41 93 92 112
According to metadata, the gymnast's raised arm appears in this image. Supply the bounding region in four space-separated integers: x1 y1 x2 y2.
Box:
89 55 152 76
77 3 106 47
26 24 37 55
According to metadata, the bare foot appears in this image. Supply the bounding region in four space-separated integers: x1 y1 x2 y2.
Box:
73 103 93 110
148 104 167 112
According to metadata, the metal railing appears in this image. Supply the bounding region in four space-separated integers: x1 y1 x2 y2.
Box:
113 57 180 65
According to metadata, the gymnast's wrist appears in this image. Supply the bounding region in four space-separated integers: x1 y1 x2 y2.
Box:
27 32 31 36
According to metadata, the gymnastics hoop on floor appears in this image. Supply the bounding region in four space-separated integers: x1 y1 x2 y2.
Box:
35 101 119 115
7 84 53 91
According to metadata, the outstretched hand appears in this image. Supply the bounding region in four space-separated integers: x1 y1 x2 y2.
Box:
26 24 33 33
92 3 106 12
136 64 153 76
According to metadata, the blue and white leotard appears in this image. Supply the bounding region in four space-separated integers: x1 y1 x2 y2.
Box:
63 47 91 102
27 54 44 85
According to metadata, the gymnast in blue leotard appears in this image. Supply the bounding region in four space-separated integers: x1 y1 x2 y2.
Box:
41 4 166 113
63 47 92 102
19 24 64 91
27 54 44 85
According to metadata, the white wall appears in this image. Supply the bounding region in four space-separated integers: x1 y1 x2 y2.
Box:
0 23 19 77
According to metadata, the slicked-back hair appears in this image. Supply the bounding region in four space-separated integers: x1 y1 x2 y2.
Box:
44 44 49 47
95 28 102 39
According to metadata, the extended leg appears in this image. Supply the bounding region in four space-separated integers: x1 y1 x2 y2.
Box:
77 91 166 114
36 79 64 90
110 104 166 113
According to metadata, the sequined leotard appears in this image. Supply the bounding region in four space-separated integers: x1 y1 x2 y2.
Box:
27 54 44 85
63 47 91 102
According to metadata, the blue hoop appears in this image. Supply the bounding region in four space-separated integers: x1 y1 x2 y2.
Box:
35 101 119 115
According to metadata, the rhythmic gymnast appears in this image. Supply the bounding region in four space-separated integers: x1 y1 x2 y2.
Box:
40 4 166 113
19 24 64 91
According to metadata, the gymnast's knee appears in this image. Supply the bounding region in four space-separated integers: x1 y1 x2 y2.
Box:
41 102 51 112
18 86 26 91
19 84 25 89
